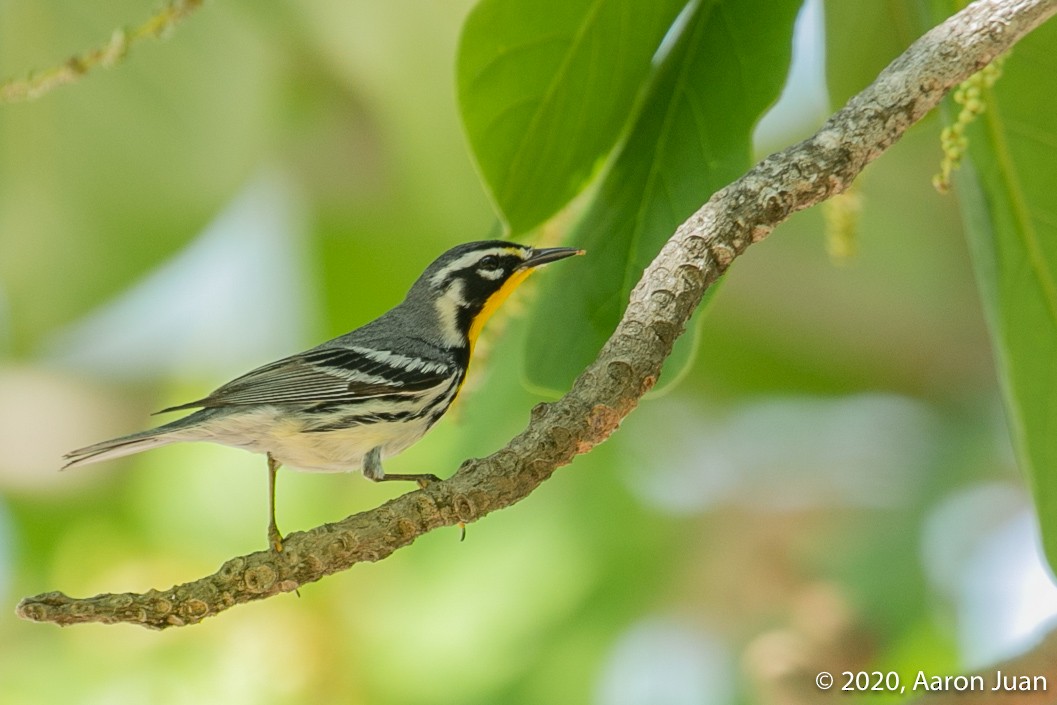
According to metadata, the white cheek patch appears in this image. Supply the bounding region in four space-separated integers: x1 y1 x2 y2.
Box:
433 279 467 347
477 267 504 280
445 278 466 306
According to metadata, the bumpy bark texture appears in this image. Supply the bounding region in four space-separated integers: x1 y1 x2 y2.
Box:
17 0 1057 629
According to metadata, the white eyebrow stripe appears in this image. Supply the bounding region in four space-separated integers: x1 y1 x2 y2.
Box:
428 247 523 285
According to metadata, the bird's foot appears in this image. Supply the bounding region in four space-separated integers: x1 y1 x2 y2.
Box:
415 473 442 490
268 525 285 553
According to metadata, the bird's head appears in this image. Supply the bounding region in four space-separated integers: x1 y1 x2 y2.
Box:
405 240 583 351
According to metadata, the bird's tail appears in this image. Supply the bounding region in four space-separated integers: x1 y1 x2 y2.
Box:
62 412 206 470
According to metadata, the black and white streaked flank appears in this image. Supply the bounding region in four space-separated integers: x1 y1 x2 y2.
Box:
61 240 583 549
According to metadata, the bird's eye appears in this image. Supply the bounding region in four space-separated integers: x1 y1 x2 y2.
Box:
479 255 500 270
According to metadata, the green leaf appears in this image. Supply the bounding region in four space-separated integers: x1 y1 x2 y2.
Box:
525 0 802 393
823 0 920 109
456 0 688 234
0 3 281 351
944 19 1057 573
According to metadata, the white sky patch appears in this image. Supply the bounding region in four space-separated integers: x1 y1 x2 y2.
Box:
621 393 937 513
652 0 698 66
753 0 830 150
922 485 1057 667
41 172 314 381
595 618 734 705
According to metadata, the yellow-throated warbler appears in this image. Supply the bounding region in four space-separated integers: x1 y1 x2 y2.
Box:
63 240 583 550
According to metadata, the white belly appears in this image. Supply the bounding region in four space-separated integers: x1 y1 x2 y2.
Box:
173 406 434 473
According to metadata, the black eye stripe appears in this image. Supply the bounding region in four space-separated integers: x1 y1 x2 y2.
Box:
435 253 523 292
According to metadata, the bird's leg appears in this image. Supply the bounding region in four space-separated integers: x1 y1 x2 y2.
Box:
267 453 284 552
362 447 466 538
362 447 440 489
361 450 465 536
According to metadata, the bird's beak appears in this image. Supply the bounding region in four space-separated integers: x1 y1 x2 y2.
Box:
519 247 585 269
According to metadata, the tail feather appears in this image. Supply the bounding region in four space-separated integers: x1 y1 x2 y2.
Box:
62 411 211 470
63 431 176 470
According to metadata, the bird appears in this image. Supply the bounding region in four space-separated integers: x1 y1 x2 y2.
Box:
62 240 584 551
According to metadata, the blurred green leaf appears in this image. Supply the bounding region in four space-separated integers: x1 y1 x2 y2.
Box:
456 0 688 234
0 1 283 352
525 0 801 393
824 0 919 108
937 17 1057 571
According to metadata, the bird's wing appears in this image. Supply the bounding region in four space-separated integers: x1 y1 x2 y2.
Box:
158 346 452 412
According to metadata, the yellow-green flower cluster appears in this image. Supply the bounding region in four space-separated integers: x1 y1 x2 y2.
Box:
933 54 1008 194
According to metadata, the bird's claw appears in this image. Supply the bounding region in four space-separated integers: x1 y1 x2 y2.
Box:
269 527 285 553
416 473 442 490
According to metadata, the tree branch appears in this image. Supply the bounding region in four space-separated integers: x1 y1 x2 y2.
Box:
0 0 204 104
16 0 1057 629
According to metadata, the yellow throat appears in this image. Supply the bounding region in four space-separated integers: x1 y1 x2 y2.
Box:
467 267 534 353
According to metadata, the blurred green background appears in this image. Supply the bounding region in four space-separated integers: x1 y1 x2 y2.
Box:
1 1 1054 704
